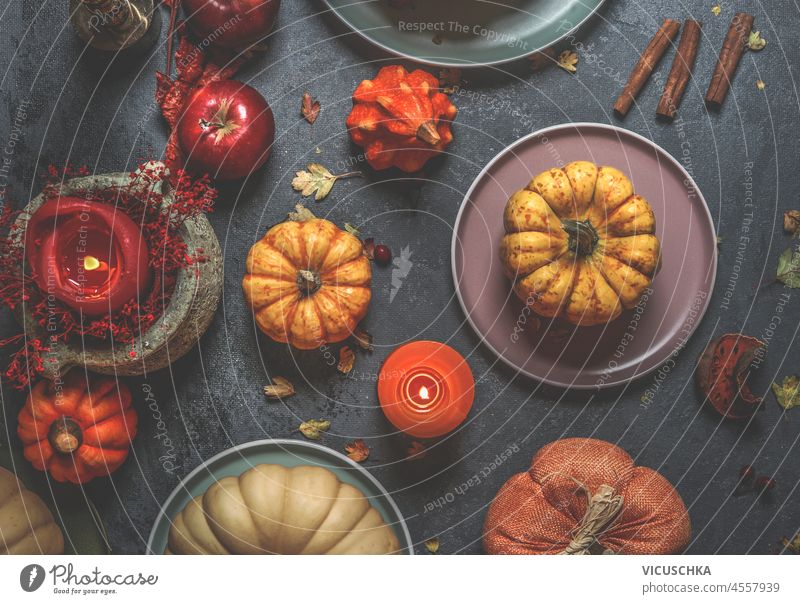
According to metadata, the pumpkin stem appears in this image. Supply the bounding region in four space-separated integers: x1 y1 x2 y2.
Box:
416 121 441 146
48 417 83 455
562 219 599 256
297 269 321 296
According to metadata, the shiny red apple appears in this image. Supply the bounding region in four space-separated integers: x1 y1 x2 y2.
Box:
178 80 275 181
183 0 281 49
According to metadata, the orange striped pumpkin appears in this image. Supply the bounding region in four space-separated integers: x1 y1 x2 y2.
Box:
17 371 137 484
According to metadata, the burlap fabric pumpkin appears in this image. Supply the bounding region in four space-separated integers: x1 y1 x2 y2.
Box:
483 438 691 555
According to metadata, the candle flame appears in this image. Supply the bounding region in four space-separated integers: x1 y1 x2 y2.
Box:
83 255 100 271
419 386 430 400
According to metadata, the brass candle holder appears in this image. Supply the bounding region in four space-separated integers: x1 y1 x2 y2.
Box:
69 0 159 53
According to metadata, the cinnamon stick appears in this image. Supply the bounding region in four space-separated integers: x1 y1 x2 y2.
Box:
656 20 702 119
705 12 754 107
614 19 681 117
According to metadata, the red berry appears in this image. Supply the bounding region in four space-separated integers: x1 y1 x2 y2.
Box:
374 244 392 266
739 465 756 481
756 476 776 491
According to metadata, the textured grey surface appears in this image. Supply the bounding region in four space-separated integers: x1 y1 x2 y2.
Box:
0 0 799 554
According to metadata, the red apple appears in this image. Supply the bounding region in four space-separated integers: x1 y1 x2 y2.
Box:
178 80 275 181
183 0 281 49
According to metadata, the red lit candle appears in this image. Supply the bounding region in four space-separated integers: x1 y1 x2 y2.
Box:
25 196 152 316
378 341 474 439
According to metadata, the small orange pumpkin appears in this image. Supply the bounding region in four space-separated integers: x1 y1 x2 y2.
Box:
242 216 372 349
346 65 457 172
17 371 138 485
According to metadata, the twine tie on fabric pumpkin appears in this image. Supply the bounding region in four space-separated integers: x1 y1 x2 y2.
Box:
560 483 624 555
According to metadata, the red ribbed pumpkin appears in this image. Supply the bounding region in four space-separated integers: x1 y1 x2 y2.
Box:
346 65 457 172
17 371 138 484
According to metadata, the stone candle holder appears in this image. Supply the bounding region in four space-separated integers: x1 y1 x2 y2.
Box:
12 162 223 379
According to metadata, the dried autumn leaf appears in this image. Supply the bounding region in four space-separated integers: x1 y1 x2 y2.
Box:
263 376 294 399
299 419 331 440
772 376 800 410
557 50 578 74
784 210 800 236
344 223 361 237
338 345 355 374
711 4 721 16
756 79 766 91
353 325 373 351
747 31 767 51
345 439 370 462
439 67 462 93
424 538 440 554
291 163 362 202
301 92 321 124
777 247 800 287
362 237 375 260
406 440 427 460
529 47 556 71
288 203 317 222
781 533 800 554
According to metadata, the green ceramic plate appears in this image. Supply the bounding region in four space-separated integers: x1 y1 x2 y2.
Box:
146 439 413 554
0 444 110 555
322 0 607 67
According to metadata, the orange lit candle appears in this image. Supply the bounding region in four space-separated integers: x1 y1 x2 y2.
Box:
378 341 474 439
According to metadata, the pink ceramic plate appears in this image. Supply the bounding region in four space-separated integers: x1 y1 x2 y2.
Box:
452 123 717 389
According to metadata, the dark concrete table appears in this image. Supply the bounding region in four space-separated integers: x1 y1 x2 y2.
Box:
1 0 798 554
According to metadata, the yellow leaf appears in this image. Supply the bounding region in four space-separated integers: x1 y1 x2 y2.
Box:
756 79 766 90
557 50 578 74
747 30 766 51
291 163 362 202
288 203 316 222
711 4 721 16
263 376 294 399
345 439 370 463
424 538 440 554
299 419 331 440
772 376 800 410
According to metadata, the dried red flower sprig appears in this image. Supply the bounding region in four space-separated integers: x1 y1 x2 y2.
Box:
156 22 250 175
0 163 217 389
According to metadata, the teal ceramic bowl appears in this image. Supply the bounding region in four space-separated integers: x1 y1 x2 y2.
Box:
322 0 607 67
147 439 413 554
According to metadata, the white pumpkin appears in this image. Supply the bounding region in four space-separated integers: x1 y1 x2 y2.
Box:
166 464 400 554
0 467 64 554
